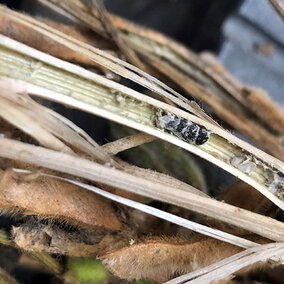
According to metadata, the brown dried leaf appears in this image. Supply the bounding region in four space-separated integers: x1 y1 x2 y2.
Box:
0 169 122 231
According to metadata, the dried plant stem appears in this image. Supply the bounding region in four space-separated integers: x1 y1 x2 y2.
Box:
267 0 284 20
0 5 283 164
1 137 284 243
0 7 284 210
167 243 284 284
0 90 115 165
102 133 155 155
0 34 283 210
90 0 145 69
134 46 284 159
119 161 208 197
0 89 202 197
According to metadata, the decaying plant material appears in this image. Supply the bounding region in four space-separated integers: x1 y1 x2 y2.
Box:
0 1 284 283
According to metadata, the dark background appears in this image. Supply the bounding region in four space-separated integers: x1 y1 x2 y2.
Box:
3 0 242 52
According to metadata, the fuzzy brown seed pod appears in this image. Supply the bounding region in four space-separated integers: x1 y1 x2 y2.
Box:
0 169 123 231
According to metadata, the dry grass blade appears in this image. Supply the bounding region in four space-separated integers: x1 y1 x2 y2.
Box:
267 0 284 20
0 89 114 164
90 0 145 69
102 133 155 155
1 138 284 243
167 243 284 284
119 161 208 197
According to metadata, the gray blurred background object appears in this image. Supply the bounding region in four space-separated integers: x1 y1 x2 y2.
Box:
220 0 284 104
